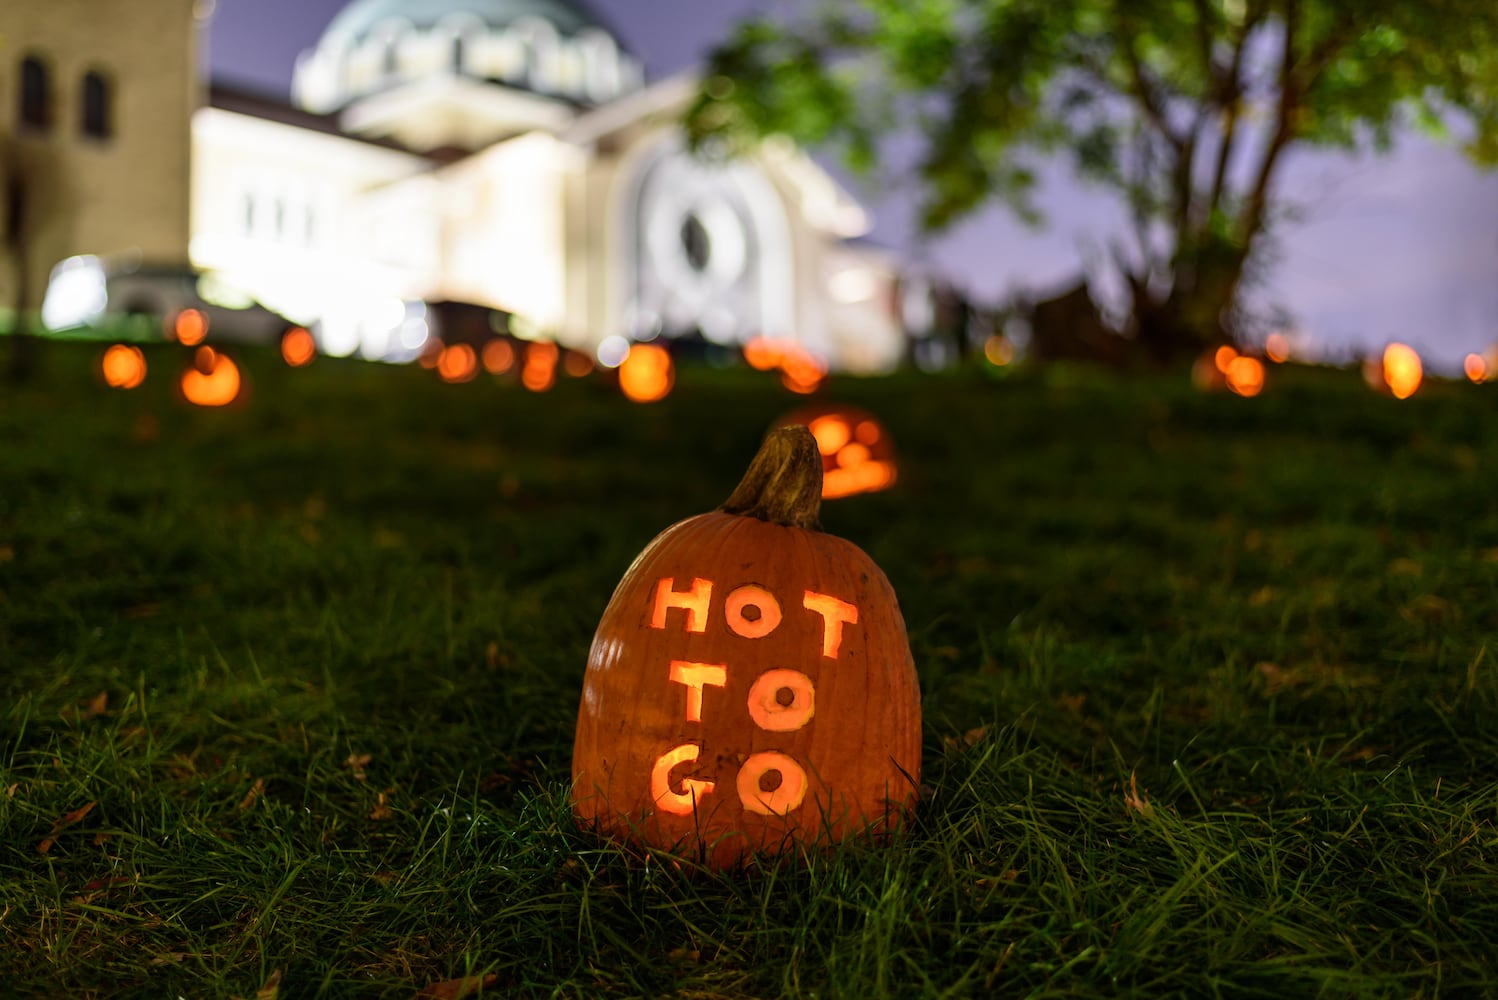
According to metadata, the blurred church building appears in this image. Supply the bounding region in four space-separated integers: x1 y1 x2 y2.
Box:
1 0 908 370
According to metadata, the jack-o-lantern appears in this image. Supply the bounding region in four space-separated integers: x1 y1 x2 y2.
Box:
774 404 897 499
572 426 921 869
180 347 242 407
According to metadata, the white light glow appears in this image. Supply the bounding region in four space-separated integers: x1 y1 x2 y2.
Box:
596 334 630 368
829 267 878 304
41 256 108 331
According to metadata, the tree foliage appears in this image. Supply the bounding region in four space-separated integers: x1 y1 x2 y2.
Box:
686 0 1498 357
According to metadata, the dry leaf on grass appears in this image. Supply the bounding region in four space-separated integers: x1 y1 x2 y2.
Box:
237 779 266 812
38 801 97 854
345 753 372 781
1123 771 1154 818
414 974 498 999
255 968 282 1000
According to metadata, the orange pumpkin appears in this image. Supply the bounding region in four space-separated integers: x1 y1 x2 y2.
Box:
572 426 921 869
775 404 897 499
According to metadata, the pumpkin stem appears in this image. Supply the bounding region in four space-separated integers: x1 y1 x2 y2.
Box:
719 425 823 529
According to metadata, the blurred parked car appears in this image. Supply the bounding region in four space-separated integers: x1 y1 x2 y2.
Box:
40 253 300 346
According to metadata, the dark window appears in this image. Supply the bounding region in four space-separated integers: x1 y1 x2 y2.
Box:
81 70 112 138
20 56 52 130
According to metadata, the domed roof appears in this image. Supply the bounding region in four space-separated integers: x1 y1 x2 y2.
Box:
293 0 644 116
320 0 615 45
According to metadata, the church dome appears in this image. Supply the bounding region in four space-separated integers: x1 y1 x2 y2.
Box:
321 0 613 46
293 0 644 113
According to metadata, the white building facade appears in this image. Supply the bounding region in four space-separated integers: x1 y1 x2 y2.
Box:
192 0 907 369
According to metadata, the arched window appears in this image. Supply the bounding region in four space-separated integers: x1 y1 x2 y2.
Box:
81 70 113 139
20 55 52 130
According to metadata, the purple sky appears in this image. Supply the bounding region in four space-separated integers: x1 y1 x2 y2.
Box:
207 0 1498 371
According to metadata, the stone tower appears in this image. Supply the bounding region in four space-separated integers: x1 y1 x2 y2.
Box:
0 0 202 322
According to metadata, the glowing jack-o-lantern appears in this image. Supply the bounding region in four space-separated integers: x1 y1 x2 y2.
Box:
101 344 147 389
572 426 921 869
618 343 674 403
1365 343 1422 399
774 404 897 499
1192 345 1264 396
281 327 315 367
180 346 241 407
437 343 478 383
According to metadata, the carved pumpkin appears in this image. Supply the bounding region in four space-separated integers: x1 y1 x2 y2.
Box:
774 404 897 500
101 344 147 389
572 426 921 869
180 347 241 407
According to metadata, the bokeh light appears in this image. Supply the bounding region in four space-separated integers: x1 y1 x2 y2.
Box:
1383 343 1422 399
618 343 674 403
1264 331 1291 363
1464 353 1487 384
100 344 146 389
437 343 478 383
776 404 897 499
482 338 515 374
173 308 208 346
281 326 316 367
1226 355 1265 397
522 341 559 392
181 346 241 406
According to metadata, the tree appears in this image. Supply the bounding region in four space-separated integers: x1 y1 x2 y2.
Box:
686 0 1498 360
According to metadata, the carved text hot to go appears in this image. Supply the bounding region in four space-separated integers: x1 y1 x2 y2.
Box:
571 425 922 869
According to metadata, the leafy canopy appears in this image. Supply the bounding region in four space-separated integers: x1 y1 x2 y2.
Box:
687 0 1498 341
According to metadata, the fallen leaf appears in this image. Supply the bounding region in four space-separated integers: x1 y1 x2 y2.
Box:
5 783 17 798
345 753 372 781
414 974 498 999
256 968 282 1000
237 779 266 812
65 690 108 723
1123 771 1153 818
149 952 188 966
369 791 394 821
38 801 98 854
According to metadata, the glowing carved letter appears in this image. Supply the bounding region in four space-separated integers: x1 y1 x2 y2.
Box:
802 591 859 658
650 577 712 633
746 668 815 732
651 743 715 815
668 661 727 722
736 751 808 815
724 584 782 639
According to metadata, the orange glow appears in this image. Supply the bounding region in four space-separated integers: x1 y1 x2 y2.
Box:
1225 355 1265 397
482 339 515 374
1265 332 1291 363
778 346 825 394
437 343 478 383
650 577 712 633
983 334 1015 366
173 308 208 346
725 584 783 639
779 406 898 499
562 350 594 377
808 415 852 456
618 343 674 403
1464 353 1487 383
746 668 815 732
1383 343 1423 399
736 750 808 816
281 326 315 367
651 743 715 815
742 336 782 371
1213 345 1238 374
418 339 444 369
180 347 241 407
802 590 858 659
521 341 558 392
668 661 727 722
101 344 146 389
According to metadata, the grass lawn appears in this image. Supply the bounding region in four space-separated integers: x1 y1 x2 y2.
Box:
3 339 1497 998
